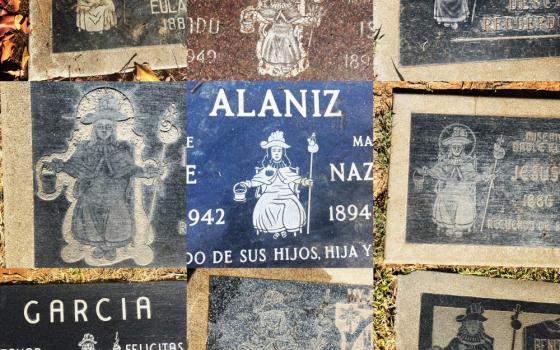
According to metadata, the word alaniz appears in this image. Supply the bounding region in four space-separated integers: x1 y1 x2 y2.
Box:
209 89 344 118
23 297 152 324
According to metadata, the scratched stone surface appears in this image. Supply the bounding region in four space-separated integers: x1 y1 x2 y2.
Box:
406 113 560 247
399 0 560 66
185 0 374 80
0 282 186 350
207 276 373 350
31 82 186 267
418 293 560 350
185 81 373 268
52 0 186 53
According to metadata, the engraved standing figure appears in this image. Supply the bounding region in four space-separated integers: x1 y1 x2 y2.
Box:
416 125 494 238
428 303 494 350
76 0 118 33
37 88 160 266
434 0 469 30
240 0 326 77
235 131 313 239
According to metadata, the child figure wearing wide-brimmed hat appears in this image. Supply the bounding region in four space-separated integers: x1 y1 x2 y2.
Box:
78 334 97 350
417 125 494 238
239 130 312 239
44 95 160 262
429 303 494 350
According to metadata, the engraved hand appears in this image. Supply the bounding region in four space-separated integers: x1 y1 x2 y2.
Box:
242 180 252 188
144 163 162 179
302 178 313 187
51 158 64 172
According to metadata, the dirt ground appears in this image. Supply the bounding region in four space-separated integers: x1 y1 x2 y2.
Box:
374 81 560 350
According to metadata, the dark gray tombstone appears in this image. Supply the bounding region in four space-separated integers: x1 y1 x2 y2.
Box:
0 281 186 349
1 82 187 268
397 271 560 350
29 0 187 80
374 0 560 80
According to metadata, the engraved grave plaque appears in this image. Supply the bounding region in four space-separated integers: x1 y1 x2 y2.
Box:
374 0 560 81
29 0 187 80
0 281 187 350
186 81 373 268
187 268 373 349
397 271 560 350
1 82 187 268
207 276 373 349
185 0 374 80
385 94 560 268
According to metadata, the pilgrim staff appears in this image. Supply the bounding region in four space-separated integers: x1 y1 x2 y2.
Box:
307 133 319 234
148 104 180 222
480 135 504 232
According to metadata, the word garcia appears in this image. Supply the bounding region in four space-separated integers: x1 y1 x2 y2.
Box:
23 297 152 324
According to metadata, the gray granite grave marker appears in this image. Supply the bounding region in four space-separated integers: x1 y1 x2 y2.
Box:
397 271 560 350
207 276 373 349
385 93 560 268
1 82 187 268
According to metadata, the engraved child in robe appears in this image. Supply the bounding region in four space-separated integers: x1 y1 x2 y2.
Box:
242 290 300 350
239 131 312 239
76 0 117 33
416 126 493 238
434 0 469 30
428 303 494 350
43 98 159 261
240 0 325 77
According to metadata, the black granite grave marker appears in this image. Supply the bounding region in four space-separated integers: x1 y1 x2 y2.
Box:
0 282 186 350
31 82 186 267
399 0 560 65
52 0 186 53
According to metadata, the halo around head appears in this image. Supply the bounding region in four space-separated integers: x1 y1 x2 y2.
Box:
438 123 476 156
76 87 134 125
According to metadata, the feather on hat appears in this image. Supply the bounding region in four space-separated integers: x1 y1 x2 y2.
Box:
260 130 291 149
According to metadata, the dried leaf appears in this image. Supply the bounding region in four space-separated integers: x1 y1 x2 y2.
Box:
134 62 160 82
5 69 21 77
21 45 28 70
20 16 29 34
1 0 21 12
0 15 16 37
1 33 14 63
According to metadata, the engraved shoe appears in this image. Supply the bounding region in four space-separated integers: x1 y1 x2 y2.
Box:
105 248 117 261
93 247 104 259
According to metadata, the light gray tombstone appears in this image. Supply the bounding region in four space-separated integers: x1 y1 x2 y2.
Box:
386 93 560 268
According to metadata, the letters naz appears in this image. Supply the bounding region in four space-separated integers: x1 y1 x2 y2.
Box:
23 297 152 324
209 89 343 118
